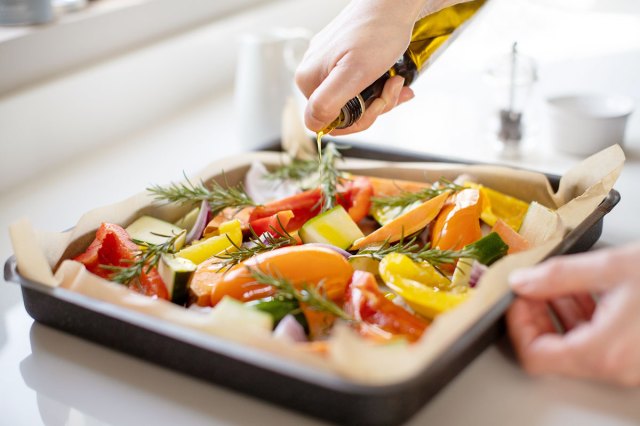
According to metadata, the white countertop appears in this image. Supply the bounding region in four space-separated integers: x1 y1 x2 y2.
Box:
2 0 640 425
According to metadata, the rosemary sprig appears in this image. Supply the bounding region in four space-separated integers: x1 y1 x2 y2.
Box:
147 172 256 216
371 178 464 209
317 142 346 212
264 158 318 182
101 232 182 285
215 218 297 272
353 233 487 270
249 267 353 321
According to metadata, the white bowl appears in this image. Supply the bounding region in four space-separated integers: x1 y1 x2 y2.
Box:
546 94 634 156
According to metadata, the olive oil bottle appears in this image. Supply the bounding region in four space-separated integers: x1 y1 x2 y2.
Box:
321 0 488 135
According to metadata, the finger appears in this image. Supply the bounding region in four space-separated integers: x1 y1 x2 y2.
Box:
573 293 597 319
521 333 590 378
506 298 558 367
507 299 590 377
379 75 405 114
509 247 636 298
548 296 590 331
397 87 415 105
304 57 378 132
329 76 404 136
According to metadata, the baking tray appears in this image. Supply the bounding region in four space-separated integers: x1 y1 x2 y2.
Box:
4 143 621 425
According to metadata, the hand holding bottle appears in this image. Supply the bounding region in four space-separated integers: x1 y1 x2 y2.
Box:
295 0 421 134
295 0 480 134
506 243 640 387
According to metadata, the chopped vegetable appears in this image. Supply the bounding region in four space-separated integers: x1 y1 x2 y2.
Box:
492 218 530 254
74 223 139 279
344 270 429 342
379 253 470 319
74 164 555 346
462 232 509 266
209 245 353 306
158 254 196 305
518 201 564 246
176 219 242 264
184 201 210 243
430 188 483 251
126 215 186 250
272 314 307 342
299 205 364 250
465 182 530 230
248 210 294 238
351 191 450 250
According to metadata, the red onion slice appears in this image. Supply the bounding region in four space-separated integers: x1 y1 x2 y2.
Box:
185 200 211 244
469 261 488 288
273 315 307 342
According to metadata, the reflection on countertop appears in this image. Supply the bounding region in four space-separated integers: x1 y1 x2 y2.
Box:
20 322 328 426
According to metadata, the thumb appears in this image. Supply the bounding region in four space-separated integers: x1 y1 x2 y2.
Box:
509 248 630 299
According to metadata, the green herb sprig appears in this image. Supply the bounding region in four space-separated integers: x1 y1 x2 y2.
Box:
215 218 297 272
249 267 353 321
264 158 318 183
147 172 256 216
317 142 347 212
353 232 504 270
101 232 183 285
371 178 464 209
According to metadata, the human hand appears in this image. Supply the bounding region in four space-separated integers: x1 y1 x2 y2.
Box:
506 243 640 387
295 0 424 134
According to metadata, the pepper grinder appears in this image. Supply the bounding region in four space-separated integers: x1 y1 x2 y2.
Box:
486 42 537 158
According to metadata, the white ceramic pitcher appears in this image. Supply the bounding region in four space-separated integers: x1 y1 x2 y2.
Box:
234 27 311 149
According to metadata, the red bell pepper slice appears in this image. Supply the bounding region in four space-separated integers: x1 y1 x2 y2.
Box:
337 176 373 223
248 210 295 238
249 176 373 231
344 270 429 343
249 189 322 232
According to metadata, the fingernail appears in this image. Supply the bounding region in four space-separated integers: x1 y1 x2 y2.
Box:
399 91 415 105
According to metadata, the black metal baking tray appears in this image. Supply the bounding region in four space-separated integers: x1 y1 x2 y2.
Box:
4 143 621 426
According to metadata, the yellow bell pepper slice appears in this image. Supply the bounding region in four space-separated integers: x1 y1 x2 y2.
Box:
466 182 529 231
379 253 469 319
176 219 242 265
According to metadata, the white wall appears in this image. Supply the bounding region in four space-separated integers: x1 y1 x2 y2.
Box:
0 0 347 193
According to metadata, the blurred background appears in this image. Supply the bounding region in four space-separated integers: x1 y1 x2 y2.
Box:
1 0 638 194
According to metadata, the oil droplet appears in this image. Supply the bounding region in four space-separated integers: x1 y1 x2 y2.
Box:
316 131 324 159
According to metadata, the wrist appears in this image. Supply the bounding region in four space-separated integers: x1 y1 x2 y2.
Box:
351 0 426 26
419 0 469 17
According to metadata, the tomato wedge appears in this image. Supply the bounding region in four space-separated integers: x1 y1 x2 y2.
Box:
344 270 429 342
133 268 169 300
74 222 169 300
74 223 139 279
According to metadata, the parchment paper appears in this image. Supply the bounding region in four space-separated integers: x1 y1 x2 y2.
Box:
9 135 624 385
